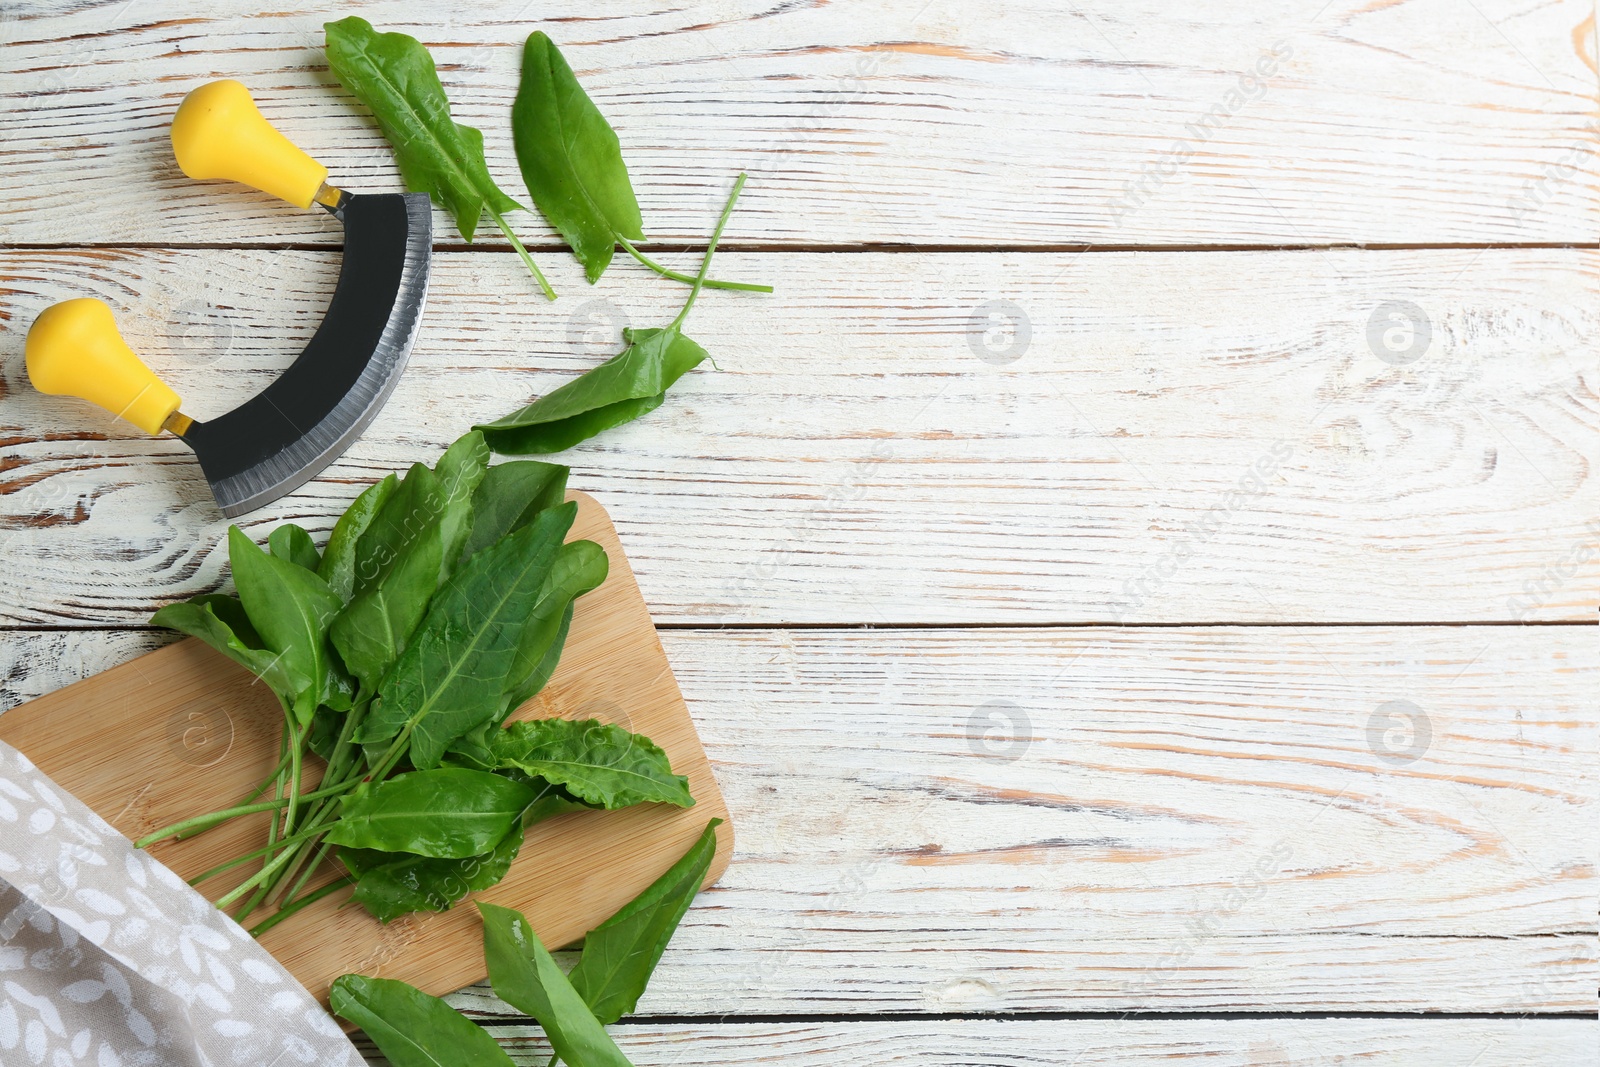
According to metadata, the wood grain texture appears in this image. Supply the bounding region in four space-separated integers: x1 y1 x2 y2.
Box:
0 494 734 1003
0 0 1595 248
2 249 1594 626
372 1017 1599 1066
6 0 1597 1050
6 625 1593 1013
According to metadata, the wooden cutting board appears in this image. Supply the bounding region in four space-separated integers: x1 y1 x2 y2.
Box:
0 492 732 1002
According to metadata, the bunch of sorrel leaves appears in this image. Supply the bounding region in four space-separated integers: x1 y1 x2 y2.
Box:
138 431 694 933
326 16 771 455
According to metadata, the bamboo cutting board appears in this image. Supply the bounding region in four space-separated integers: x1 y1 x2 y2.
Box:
0 492 732 1002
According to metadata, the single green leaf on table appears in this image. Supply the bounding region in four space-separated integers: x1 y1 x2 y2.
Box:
318 474 396 602
151 593 305 702
512 31 642 283
228 526 351 721
330 974 516 1067
475 174 750 455
479 902 635 1067
357 502 579 769
326 767 534 858
569 818 722 1023
490 718 693 810
475 327 709 455
458 459 570 564
342 822 523 924
268 523 320 572
512 32 769 294
324 16 555 299
332 464 453 696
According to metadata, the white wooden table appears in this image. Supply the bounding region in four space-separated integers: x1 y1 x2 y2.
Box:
2 2 1596 1063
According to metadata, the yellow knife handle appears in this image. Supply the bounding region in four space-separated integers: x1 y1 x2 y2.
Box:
25 299 185 436
171 80 331 209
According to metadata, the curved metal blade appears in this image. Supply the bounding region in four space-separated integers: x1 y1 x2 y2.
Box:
178 192 432 517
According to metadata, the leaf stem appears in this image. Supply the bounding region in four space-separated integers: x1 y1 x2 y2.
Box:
260 700 380 906
616 237 771 293
239 749 293 808
492 212 558 301
232 883 272 926
264 777 361 906
283 717 306 836
277 838 338 908
246 878 349 939
267 757 358 905
216 834 320 908
671 173 749 332
186 825 324 887
315 699 364 807
251 787 360 913
264 725 287 867
133 778 352 850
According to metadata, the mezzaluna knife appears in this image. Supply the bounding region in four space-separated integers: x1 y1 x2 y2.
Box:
25 80 432 517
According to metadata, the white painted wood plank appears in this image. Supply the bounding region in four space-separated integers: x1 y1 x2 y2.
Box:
4 626 1592 1012
1 0 1594 247
414 1018 1598 1067
1 249 1594 626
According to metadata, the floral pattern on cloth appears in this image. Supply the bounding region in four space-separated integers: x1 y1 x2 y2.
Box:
0 740 365 1066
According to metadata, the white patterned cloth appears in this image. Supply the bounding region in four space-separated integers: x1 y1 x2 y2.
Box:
0 740 366 1066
